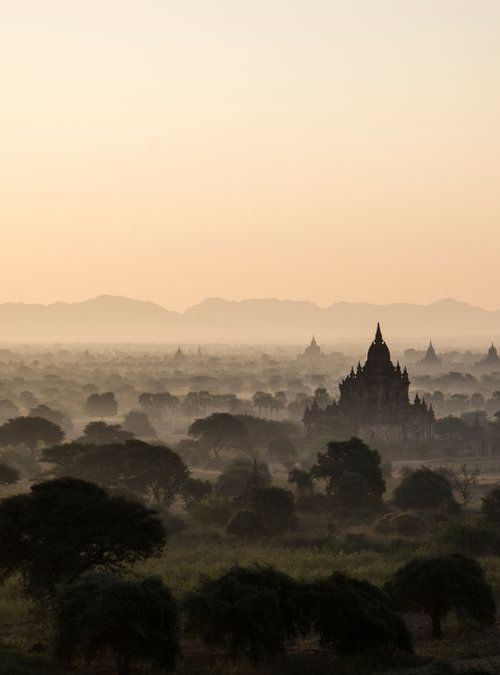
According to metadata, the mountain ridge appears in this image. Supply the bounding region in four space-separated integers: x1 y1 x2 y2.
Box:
0 295 499 343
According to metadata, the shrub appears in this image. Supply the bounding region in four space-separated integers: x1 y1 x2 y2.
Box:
435 521 499 557
393 467 455 511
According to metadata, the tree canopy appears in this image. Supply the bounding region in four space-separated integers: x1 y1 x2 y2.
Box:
185 565 303 663
385 555 496 638
50 440 189 507
56 573 180 675
310 437 385 507
0 416 64 449
0 477 166 596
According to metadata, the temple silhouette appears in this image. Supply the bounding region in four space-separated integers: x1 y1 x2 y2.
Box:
477 343 499 368
418 341 441 367
303 324 434 442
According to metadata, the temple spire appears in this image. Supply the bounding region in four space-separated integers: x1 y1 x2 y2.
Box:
375 322 383 344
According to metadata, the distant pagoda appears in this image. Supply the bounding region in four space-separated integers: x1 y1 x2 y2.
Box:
301 336 322 361
303 324 434 442
418 341 441 367
477 343 499 367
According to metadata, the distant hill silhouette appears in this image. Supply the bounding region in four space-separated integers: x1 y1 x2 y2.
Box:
0 295 499 343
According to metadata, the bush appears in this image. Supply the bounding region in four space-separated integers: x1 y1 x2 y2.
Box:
393 468 455 511
56 572 180 675
435 521 500 557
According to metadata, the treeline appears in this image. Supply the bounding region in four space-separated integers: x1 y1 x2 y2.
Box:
0 475 496 674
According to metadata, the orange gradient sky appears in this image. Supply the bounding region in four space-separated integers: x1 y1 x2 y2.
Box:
1 1 499 310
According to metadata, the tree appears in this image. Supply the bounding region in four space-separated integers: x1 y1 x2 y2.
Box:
215 459 271 498
481 486 500 525
79 421 134 444
122 410 157 438
330 471 371 510
438 464 480 508
305 573 412 655
54 441 189 507
138 392 179 422
0 477 166 596
0 462 20 486
310 437 385 507
56 573 179 675
188 413 247 462
393 467 454 511
84 392 118 418
0 416 64 449
29 404 73 434
385 555 496 638
185 566 303 663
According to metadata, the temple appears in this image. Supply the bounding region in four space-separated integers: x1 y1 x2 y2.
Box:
418 341 441 367
303 324 434 442
477 343 499 368
300 336 322 362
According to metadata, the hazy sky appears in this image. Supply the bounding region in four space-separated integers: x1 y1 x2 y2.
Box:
1 1 499 310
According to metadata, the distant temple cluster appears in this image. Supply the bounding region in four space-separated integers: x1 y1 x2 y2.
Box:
303 324 434 442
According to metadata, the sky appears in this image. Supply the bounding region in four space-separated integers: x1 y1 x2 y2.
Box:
1 1 499 311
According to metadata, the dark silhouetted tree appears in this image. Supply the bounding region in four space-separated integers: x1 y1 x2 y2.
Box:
79 421 134 445
305 573 412 654
393 467 454 511
310 437 385 507
0 477 166 596
29 404 72 434
84 392 118 418
55 440 189 507
0 416 64 449
56 573 179 675
122 410 156 438
188 413 247 462
185 566 303 663
385 555 496 638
